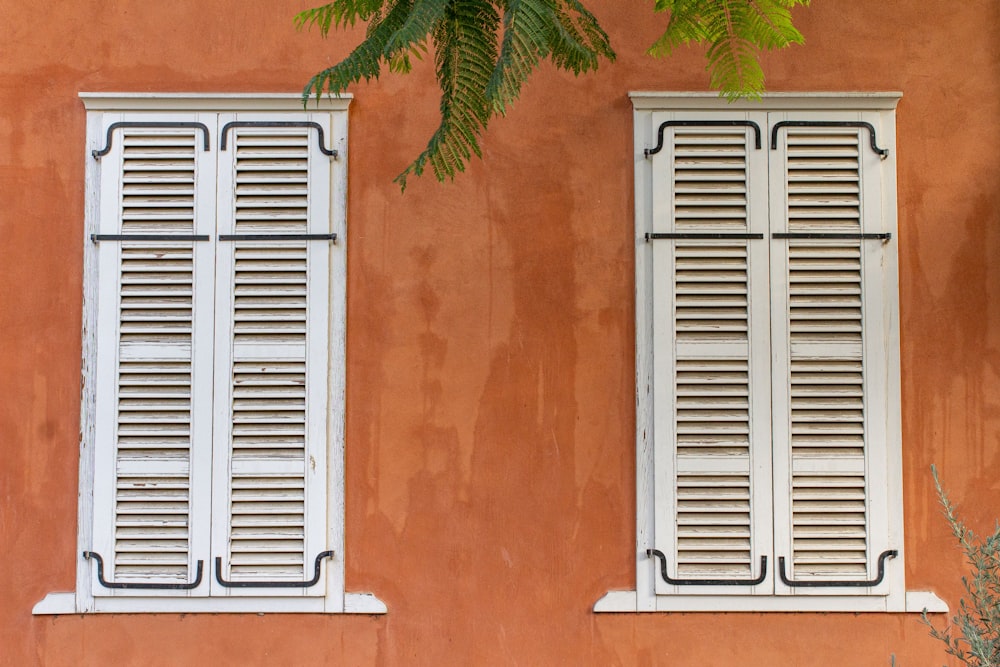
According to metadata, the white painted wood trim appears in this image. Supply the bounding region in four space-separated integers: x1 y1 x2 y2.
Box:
594 590 946 613
326 103 350 610
879 108 907 612
633 107 657 612
80 93 353 112
32 591 387 615
32 593 77 615
906 591 948 613
629 92 901 111
344 593 388 614
75 102 104 612
593 590 637 613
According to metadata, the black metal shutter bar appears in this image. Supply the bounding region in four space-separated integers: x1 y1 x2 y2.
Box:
770 121 888 159
218 234 337 242
83 551 204 590
777 549 897 588
645 233 764 242
772 232 892 241
214 551 334 588
645 120 763 157
91 234 339 243
91 234 211 243
220 121 337 158
646 233 890 243
647 549 768 586
92 122 211 159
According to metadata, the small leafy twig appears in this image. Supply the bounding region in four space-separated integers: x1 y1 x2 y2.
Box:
922 465 1000 667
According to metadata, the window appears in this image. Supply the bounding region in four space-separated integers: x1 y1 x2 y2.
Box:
595 93 944 613
34 94 383 614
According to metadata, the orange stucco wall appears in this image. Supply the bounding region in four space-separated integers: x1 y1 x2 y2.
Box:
2 1 999 665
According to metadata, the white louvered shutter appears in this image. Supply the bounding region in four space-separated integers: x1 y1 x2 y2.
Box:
212 117 331 594
769 113 892 593
650 114 773 594
91 118 215 594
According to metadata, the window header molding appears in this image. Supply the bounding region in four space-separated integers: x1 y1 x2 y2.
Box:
79 92 353 112
629 91 901 111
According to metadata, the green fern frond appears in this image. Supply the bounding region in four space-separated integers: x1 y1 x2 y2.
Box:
486 0 555 113
486 0 613 115
301 0 614 188
295 1 385 35
302 0 414 102
706 35 765 97
648 0 708 54
548 0 614 74
296 5 335 35
923 465 1000 667
558 0 614 60
383 0 449 59
301 0 804 188
702 1 765 96
395 0 499 189
650 0 808 97
743 0 804 48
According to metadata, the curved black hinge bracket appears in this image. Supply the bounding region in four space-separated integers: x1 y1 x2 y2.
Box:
220 121 337 158
647 549 768 586
645 121 762 158
93 122 211 159
770 121 889 159
777 549 897 587
83 551 204 590
214 551 334 588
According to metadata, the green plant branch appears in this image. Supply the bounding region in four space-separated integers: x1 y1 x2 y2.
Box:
297 0 807 188
922 465 1000 667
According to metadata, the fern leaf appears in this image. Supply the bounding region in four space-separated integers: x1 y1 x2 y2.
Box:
486 0 555 113
650 0 808 97
548 0 614 74
703 0 765 96
383 0 449 59
486 0 613 115
395 0 499 189
302 0 414 102
558 0 614 59
744 0 804 48
648 0 707 55
295 1 385 35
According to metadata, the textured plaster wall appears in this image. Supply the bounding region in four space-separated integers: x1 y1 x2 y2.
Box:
1 1 998 665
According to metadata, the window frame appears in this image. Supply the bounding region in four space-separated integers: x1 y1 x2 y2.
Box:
594 92 945 614
33 93 384 615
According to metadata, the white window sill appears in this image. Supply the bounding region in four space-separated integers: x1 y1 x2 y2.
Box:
593 590 948 613
32 592 386 615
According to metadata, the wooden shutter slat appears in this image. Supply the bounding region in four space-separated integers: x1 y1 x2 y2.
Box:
233 132 310 232
111 132 197 584
785 130 862 235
